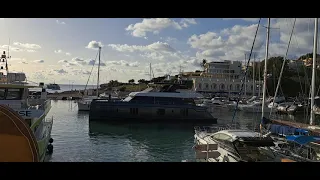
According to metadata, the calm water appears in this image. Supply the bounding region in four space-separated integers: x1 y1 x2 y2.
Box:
46 100 318 162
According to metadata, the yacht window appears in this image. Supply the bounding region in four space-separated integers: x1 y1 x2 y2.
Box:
212 134 220 139
6 88 22 100
0 88 5 100
211 133 232 141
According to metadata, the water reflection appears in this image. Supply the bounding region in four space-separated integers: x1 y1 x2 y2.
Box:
88 121 196 162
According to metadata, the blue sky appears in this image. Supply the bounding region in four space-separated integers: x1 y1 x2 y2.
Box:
0 18 316 84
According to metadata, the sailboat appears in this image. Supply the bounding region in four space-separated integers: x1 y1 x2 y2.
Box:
193 18 298 162
78 47 102 111
261 18 320 136
259 18 320 161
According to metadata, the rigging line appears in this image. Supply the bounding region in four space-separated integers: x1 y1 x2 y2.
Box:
231 18 262 123
270 18 296 116
285 19 309 117
83 50 99 97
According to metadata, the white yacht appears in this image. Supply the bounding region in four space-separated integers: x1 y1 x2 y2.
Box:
194 127 291 162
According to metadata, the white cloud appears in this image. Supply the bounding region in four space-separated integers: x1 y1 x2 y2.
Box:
108 41 176 53
54 69 68 74
58 59 68 63
180 18 197 28
54 49 71 56
13 42 41 49
106 60 140 67
56 20 66 25
222 18 260 22
86 41 104 49
0 43 39 53
108 41 183 61
125 18 197 38
187 23 266 61
187 18 316 62
33 60 44 63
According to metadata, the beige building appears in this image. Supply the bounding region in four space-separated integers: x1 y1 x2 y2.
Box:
181 60 262 97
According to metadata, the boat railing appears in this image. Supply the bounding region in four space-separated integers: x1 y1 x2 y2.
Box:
92 99 197 106
194 123 241 135
25 99 50 110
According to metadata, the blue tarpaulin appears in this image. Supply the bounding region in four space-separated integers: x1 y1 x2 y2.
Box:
269 124 309 136
286 135 320 145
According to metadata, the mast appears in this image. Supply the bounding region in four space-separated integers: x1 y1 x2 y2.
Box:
96 46 101 98
228 62 231 98
261 18 271 119
150 63 152 81
244 53 247 97
258 59 261 97
253 53 255 96
310 18 318 125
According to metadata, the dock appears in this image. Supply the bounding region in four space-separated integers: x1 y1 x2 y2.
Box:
47 91 83 100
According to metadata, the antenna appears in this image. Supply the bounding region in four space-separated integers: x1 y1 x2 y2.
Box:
7 38 10 60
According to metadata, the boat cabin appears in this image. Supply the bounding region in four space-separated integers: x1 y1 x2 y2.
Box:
122 90 203 106
209 130 277 162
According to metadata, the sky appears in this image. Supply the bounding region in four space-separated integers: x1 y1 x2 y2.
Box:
0 18 317 85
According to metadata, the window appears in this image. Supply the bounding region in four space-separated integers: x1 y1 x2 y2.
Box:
213 83 217 89
130 108 138 115
211 133 232 142
180 108 188 116
0 89 5 100
236 84 240 91
6 88 22 100
157 109 165 115
220 84 225 90
229 84 233 91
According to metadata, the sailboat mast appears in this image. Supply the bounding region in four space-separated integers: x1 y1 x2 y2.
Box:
310 18 318 125
96 46 101 98
261 18 271 119
244 53 247 97
258 60 261 97
253 53 255 96
150 63 152 81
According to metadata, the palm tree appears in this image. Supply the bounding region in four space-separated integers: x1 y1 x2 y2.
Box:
201 59 207 72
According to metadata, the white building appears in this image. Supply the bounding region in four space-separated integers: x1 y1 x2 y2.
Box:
182 60 262 97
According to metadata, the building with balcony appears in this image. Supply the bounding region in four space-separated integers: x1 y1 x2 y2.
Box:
181 60 262 97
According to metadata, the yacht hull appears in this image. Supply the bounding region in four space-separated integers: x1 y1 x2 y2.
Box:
89 100 217 124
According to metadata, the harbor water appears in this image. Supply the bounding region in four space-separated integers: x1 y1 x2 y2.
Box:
46 100 317 162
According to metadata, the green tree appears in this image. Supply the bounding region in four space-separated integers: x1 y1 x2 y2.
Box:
128 79 135 84
138 79 146 84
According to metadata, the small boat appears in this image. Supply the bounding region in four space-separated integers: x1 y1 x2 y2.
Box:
46 83 60 90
